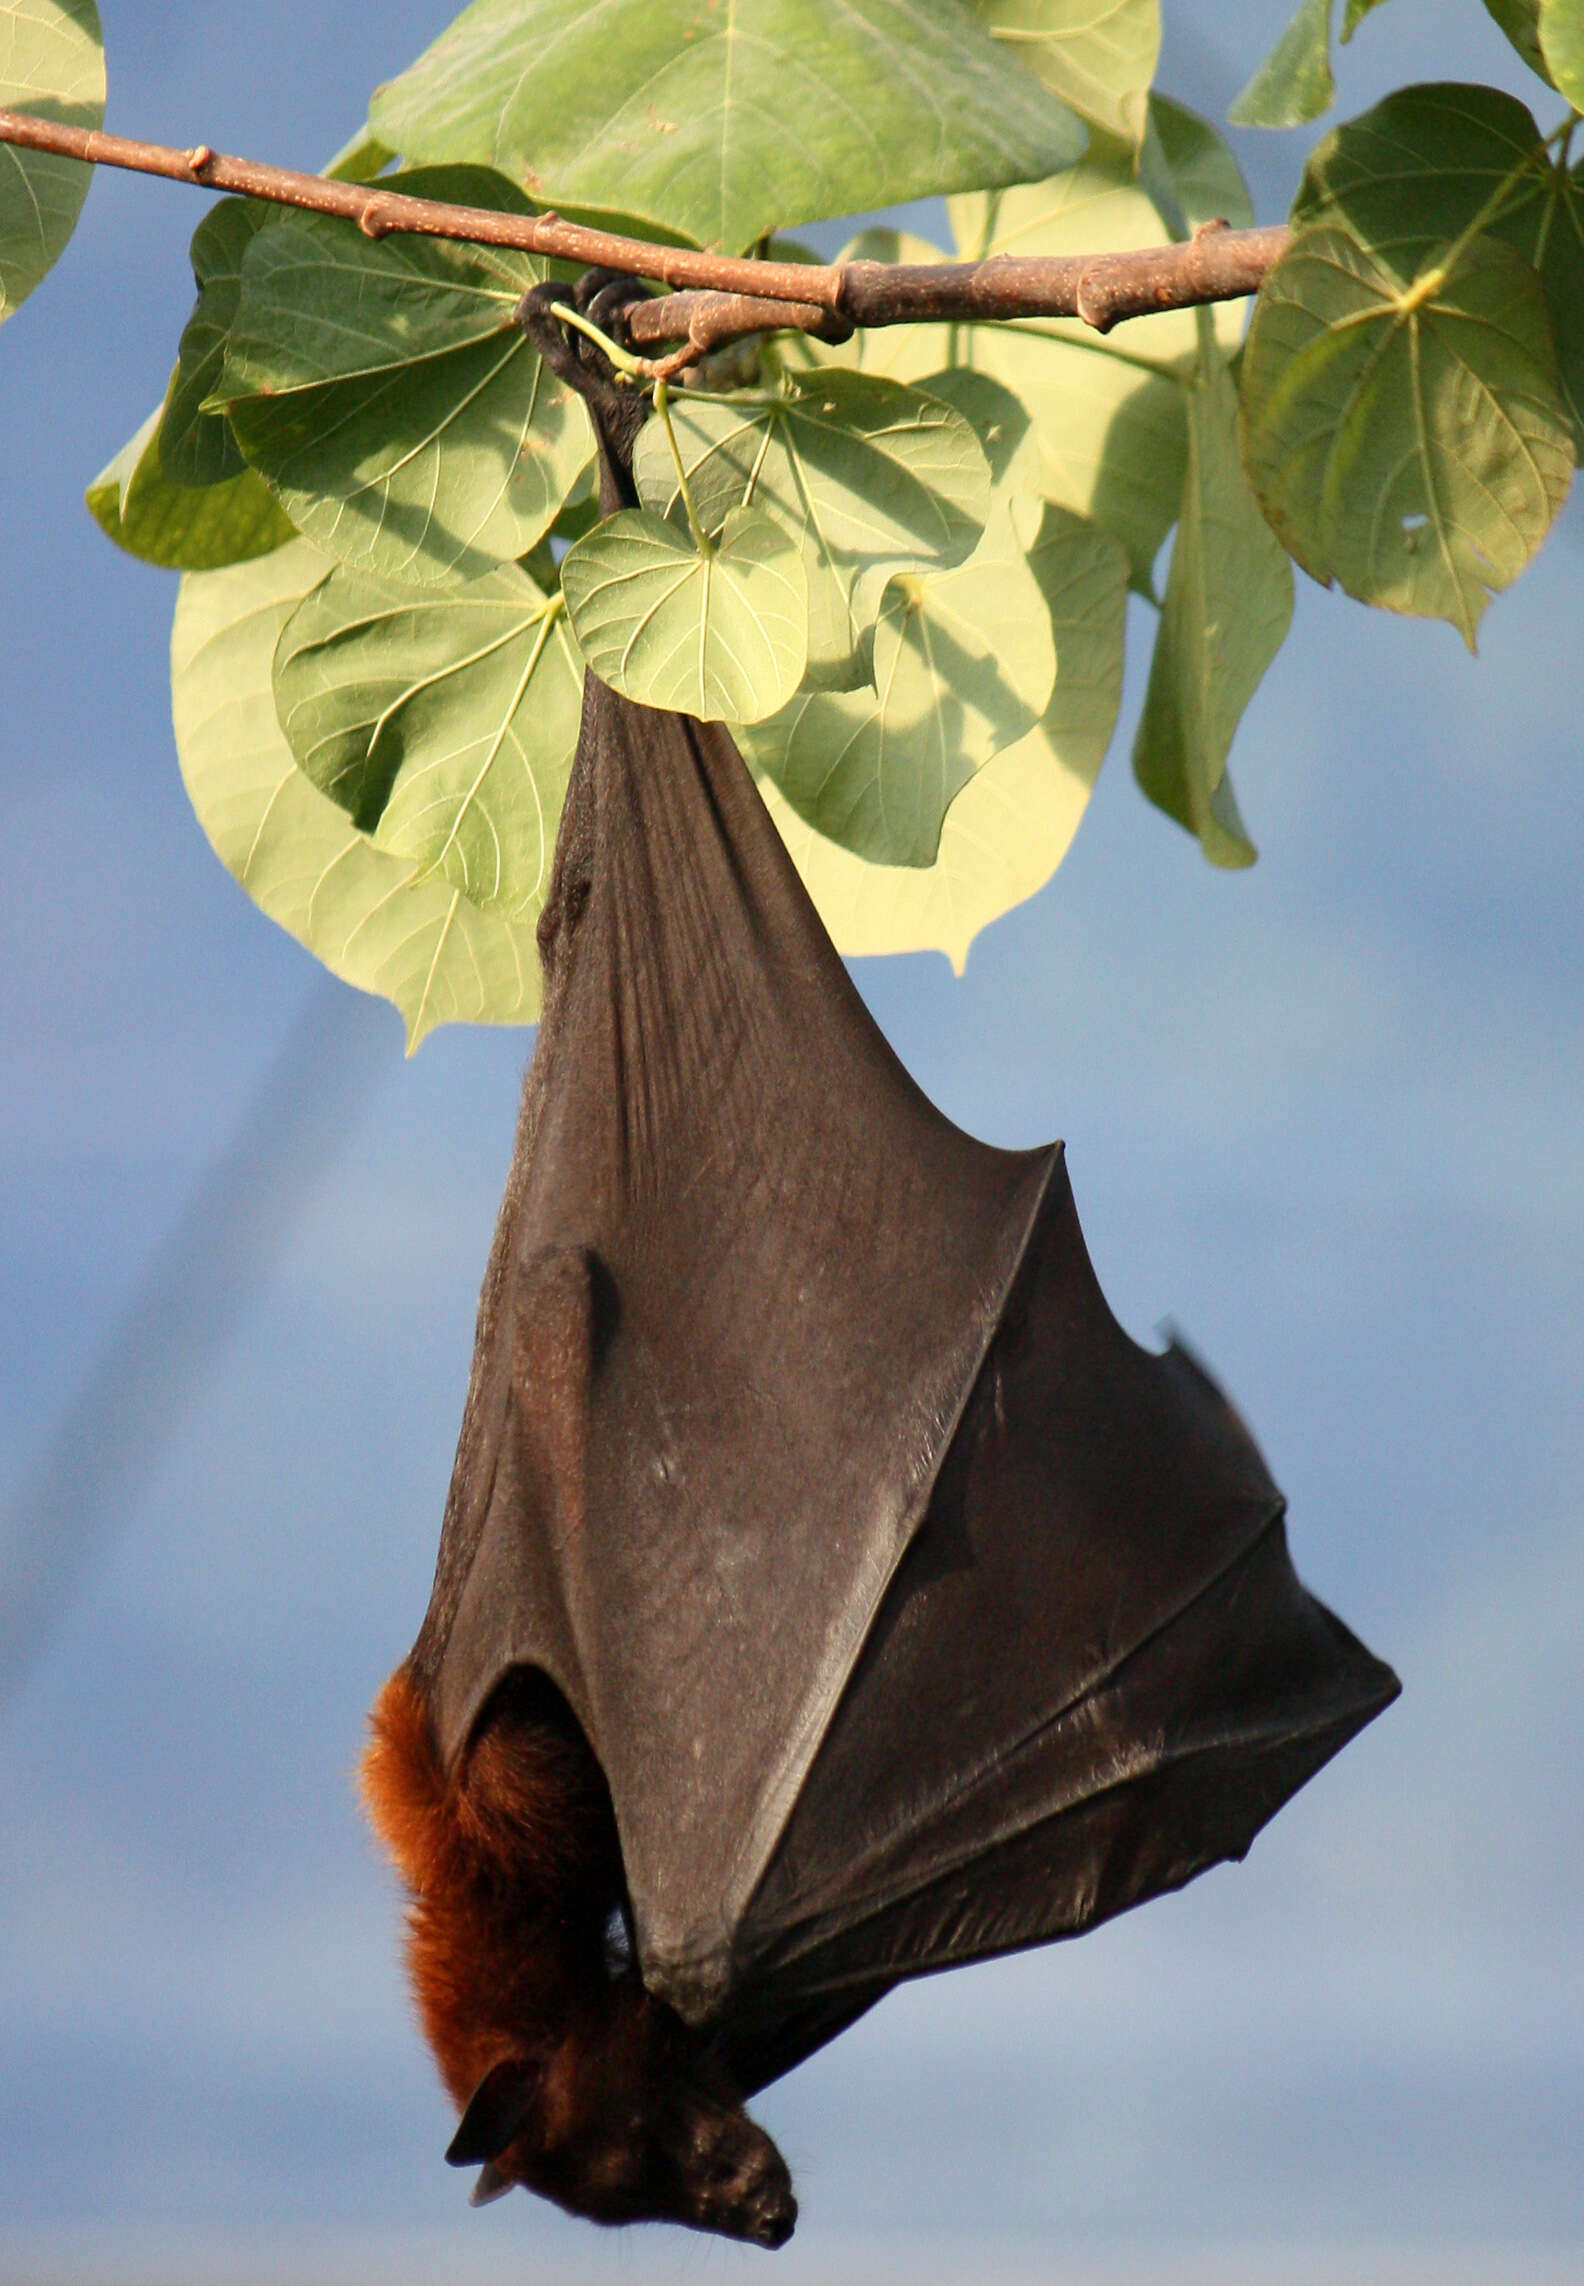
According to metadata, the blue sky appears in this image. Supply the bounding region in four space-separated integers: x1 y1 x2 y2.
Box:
1 3 1580 2280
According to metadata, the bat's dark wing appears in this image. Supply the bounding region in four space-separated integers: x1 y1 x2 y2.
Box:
414 668 1056 2027
722 1162 1399 2091
411 348 1397 2084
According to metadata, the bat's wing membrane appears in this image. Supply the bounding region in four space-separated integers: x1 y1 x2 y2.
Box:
727 1160 1399 2088
427 678 1055 2024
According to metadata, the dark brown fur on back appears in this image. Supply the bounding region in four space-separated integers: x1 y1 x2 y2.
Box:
360 1663 796 2247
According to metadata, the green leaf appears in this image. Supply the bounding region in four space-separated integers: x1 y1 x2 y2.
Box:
742 497 1055 867
634 372 990 689
86 393 296 572
562 505 808 723
163 198 272 488
1228 0 1334 130
0 0 104 323
1239 224 1572 645
368 0 1086 254
322 128 396 183
1134 327 1291 867
760 503 1126 963
212 171 591 585
1541 0 1584 104
971 0 1161 149
1483 0 1550 80
1340 0 1394 36
1292 83 1584 450
807 198 1190 593
273 564 583 917
1292 83 1547 281
1145 93 1256 240
172 543 542 1045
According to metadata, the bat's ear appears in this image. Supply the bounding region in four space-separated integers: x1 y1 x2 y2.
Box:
446 2055 544 2168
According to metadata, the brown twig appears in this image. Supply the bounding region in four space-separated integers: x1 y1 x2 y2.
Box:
0 108 1292 346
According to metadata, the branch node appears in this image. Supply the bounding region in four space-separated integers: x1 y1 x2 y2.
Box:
186 143 215 181
360 196 397 240
1191 217 1231 241
1074 266 1116 333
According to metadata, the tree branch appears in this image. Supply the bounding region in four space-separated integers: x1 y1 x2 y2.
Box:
0 108 1292 348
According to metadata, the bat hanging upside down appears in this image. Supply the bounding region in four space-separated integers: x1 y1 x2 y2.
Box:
359 280 1399 2250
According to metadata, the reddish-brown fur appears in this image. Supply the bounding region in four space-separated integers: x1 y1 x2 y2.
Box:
360 1662 796 2247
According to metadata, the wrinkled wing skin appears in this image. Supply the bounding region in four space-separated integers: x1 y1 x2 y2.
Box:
419 670 1053 2022
725 1161 1399 2088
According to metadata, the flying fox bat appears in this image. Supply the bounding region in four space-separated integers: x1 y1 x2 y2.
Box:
361 281 1400 2250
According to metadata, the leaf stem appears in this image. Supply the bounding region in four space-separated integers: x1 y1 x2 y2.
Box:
654 382 714 560
547 301 647 380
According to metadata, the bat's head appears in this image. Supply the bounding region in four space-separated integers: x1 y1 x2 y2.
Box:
449 2001 797 2248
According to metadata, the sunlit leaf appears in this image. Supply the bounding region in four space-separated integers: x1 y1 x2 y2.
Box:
1541 0 1584 106
1292 83 1547 281
86 394 295 572
214 171 591 584
368 0 1085 254
172 544 542 1046
1228 0 1334 129
634 372 989 688
1134 326 1291 867
562 505 807 723
760 503 1127 965
1239 224 1572 645
1340 0 1394 36
743 499 1054 867
1293 83 1584 449
971 0 1161 149
0 0 104 322
274 563 583 916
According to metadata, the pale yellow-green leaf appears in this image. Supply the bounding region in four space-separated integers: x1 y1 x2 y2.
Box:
172 544 542 1046
633 371 989 689
561 505 808 723
273 562 584 917
761 503 1127 966
1541 0 1584 105
972 0 1161 149
743 499 1054 866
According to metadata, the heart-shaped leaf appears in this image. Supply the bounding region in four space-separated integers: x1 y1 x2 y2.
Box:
1239 224 1572 645
369 0 1084 254
970 0 1161 148
86 394 295 572
562 505 807 723
213 173 591 584
743 498 1054 867
274 563 583 916
0 0 104 322
760 502 1127 965
1133 324 1291 867
172 543 543 1045
634 372 989 689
